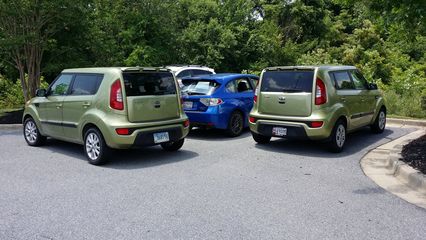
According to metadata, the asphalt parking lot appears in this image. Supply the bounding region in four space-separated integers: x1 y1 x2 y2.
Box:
0 125 425 239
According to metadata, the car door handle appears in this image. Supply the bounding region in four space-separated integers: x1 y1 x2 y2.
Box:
82 103 91 108
340 97 346 102
56 104 62 109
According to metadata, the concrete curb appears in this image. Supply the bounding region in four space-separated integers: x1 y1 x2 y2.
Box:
0 124 22 130
387 118 426 127
361 128 426 208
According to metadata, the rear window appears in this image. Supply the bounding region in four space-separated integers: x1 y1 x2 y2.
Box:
261 70 314 92
181 80 220 95
123 72 176 96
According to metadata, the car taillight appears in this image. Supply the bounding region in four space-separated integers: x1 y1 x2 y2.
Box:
200 98 223 106
183 119 190 127
116 128 130 135
254 88 259 103
249 117 256 123
310 121 323 128
110 79 124 110
315 78 327 105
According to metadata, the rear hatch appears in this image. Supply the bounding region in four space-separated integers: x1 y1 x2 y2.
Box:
259 68 314 117
181 79 221 112
123 71 180 122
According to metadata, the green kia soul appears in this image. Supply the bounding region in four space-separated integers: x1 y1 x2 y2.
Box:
23 67 190 165
249 66 386 152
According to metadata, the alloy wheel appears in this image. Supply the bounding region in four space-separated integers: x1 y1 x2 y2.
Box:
85 133 101 161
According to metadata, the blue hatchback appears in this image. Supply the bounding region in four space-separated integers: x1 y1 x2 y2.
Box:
181 73 259 137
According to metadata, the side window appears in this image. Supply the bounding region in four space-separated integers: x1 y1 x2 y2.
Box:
49 74 73 96
236 78 253 92
350 70 368 90
192 70 213 76
331 71 354 90
176 70 192 79
70 74 103 95
225 81 237 93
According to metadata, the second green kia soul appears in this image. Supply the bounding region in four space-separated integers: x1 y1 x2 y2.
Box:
249 66 386 152
23 67 190 165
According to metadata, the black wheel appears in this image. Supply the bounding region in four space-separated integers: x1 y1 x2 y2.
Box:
84 128 109 165
329 120 346 153
226 111 244 137
251 131 271 144
161 138 185 151
23 117 46 146
371 108 386 133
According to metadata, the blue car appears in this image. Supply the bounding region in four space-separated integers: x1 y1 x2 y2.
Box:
181 73 259 137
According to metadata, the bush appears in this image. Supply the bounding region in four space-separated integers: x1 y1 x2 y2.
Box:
0 76 48 109
382 89 426 119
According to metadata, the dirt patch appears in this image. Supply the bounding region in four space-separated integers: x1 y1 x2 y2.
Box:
401 134 426 174
0 109 23 124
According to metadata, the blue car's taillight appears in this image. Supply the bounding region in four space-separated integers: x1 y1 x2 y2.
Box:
200 98 223 106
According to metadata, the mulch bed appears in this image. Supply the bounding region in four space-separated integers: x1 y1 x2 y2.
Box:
401 134 426 174
0 109 23 124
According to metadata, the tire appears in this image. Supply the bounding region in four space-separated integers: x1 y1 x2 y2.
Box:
161 138 185 151
329 120 346 153
251 131 271 144
371 108 386 134
23 117 46 146
226 111 244 137
84 128 109 165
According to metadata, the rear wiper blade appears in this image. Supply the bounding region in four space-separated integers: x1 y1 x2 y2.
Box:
282 88 303 92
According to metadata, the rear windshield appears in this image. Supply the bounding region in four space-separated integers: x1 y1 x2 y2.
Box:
123 72 176 96
181 80 220 95
261 70 314 93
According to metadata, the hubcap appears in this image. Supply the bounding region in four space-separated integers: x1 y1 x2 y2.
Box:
336 124 346 148
231 114 243 134
25 121 38 143
378 111 386 130
85 133 101 161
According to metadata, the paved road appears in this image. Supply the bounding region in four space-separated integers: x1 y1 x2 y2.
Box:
0 125 425 240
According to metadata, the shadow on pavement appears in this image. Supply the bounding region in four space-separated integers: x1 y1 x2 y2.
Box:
43 139 198 169
187 127 251 141
254 127 395 158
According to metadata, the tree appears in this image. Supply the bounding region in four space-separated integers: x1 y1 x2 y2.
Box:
0 0 86 101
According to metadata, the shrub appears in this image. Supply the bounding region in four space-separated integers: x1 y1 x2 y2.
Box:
0 76 48 109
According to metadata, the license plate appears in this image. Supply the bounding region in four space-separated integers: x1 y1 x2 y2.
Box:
153 132 170 143
183 101 193 110
272 127 287 136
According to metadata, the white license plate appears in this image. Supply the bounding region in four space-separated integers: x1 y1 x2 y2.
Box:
272 127 287 136
153 132 170 143
183 101 193 109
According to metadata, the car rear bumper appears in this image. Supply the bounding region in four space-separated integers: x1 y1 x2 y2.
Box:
97 114 190 149
249 116 334 140
185 108 228 129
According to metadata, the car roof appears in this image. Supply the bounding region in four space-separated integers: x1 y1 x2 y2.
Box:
181 73 258 84
62 67 171 74
165 65 215 72
264 65 357 71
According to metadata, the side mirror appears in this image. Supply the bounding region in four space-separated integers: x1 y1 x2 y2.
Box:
368 83 378 90
35 89 47 97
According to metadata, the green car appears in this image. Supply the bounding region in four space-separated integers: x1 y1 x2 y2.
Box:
23 67 190 165
249 66 386 152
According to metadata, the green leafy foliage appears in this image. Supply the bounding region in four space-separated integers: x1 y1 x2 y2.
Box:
0 0 424 117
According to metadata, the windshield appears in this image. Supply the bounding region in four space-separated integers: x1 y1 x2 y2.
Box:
123 71 176 96
181 80 220 95
261 70 314 93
